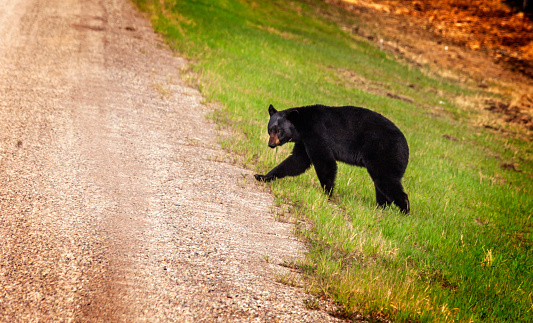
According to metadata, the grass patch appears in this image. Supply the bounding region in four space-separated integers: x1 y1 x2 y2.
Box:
274 269 302 288
133 0 533 321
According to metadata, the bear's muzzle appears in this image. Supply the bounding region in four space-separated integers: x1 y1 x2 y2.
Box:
268 133 281 148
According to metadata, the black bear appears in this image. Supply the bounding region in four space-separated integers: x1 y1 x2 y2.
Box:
254 104 410 214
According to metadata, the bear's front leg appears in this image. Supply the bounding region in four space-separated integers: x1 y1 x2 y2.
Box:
314 160 337 195
254 143 311 182
305 142 337 195
254 174 274 182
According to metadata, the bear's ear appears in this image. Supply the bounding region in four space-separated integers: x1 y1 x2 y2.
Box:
268 104 277 116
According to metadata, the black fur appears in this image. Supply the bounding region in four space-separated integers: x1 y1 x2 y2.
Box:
255 104 410 214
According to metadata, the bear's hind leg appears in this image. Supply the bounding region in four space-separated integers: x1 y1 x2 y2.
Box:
374 183 392 207
393 190 410 214
373 179 409 214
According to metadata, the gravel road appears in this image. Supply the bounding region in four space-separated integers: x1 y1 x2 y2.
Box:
0 0 343 321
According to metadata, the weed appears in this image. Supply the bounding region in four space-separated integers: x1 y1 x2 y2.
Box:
152 81 171 99
261 251 270 263
303 297 321 310
274 270 301 288
237 173 248 188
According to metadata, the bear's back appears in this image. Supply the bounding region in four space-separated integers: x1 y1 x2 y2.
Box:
295 105 402 138
294 105 408 168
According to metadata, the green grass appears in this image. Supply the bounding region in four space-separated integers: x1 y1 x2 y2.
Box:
133 0 533 321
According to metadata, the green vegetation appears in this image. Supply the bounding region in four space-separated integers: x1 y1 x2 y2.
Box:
133 0 533 321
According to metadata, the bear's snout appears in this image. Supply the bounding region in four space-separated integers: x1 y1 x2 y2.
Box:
268 133 281 148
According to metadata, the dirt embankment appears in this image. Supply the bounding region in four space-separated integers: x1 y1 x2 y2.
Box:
332 0 533 135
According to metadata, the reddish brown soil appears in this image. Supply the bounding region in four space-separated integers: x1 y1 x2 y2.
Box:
329 0 533 135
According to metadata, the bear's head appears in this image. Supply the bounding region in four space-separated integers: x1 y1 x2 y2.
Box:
266 104 299 148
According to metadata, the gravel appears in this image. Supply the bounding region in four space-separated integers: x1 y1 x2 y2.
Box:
0 0 345 321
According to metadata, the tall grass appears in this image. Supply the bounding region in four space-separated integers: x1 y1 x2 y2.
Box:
133 0 533 321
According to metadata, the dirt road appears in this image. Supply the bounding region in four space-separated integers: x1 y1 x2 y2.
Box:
0 0 341 321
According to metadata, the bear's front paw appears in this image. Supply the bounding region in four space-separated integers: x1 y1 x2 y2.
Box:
254 174 271 182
